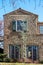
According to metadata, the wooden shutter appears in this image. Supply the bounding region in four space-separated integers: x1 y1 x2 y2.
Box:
23 21 27 31
12 20 16 31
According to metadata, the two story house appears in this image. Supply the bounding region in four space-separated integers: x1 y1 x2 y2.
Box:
4 8 43 63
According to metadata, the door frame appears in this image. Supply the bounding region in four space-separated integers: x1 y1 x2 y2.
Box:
26 45 39 61
9 44 21 59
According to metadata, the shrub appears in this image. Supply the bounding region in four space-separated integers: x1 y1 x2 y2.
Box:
10 58 17 62
4 58 11 62
0 53 7 62
14 58 17 62
4 58 17 62
39 61 43 64
0 58 3 62
0 53 18 62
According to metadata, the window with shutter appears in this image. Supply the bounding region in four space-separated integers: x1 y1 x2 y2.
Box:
12 20 27 32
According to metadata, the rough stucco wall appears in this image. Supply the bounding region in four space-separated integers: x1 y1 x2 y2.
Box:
4 11 43 61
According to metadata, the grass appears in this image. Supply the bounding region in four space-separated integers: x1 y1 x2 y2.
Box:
0 63 43 65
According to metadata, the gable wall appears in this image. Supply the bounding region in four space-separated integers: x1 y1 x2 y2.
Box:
4 10 43 61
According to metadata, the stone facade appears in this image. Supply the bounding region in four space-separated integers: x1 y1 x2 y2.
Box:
4 8 43 62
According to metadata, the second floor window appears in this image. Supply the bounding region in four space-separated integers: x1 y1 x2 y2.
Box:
40 26 43 34
12 20 27 32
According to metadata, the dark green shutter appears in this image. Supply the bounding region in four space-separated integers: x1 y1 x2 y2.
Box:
23 21 27 31
12 21 16 31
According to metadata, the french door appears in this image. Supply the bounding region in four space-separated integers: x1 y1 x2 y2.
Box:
9 45 21 59
27 45 38 61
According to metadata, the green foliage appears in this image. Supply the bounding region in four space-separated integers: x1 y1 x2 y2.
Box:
0 58 3 62
4 58 18 62
0 53 18 62
0 53 7 58
39 61 43 64
14 58 17 62
0 53 7 62
4 58 11 62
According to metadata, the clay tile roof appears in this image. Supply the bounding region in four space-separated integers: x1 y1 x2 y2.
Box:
37 22 43 25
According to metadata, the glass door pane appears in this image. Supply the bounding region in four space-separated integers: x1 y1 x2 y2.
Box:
9 45 21 59
32 46 38 60
26 45 38 61
27 46 32 59
14 45 21 59
9 45 14 58
32 46 37 60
